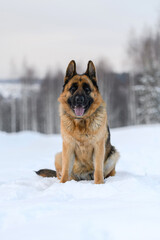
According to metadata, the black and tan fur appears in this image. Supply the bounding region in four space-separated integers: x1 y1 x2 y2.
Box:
36 60 119 184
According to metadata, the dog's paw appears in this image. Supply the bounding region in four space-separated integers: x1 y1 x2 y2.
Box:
94 179 104 184
94 172 104 184
60 177 69 183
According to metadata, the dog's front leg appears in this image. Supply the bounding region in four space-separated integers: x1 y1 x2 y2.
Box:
60 141 75 183
94 138 105 184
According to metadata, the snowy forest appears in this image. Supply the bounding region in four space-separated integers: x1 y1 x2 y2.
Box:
0 26 160 134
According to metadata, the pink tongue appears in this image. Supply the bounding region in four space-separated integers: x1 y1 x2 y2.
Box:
74 107 85 116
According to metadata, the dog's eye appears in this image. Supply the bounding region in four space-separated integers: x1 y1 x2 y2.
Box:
85 88 91 94
69 86 77 94
83 83 91 94
83 87 91 94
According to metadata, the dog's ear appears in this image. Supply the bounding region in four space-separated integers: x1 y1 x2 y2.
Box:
85 61 97 82
65 60 77 81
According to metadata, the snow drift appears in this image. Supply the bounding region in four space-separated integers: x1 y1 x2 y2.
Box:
0 125 160 240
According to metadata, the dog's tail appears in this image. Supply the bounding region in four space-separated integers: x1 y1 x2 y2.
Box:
35 169 57 178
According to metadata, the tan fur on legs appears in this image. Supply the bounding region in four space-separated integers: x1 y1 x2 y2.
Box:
94 138 105 184
104 150 120 178
107 168 116 177
55 152 62 180
60 142 75 183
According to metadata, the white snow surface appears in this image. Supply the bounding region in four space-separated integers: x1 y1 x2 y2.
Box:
0 125 160 240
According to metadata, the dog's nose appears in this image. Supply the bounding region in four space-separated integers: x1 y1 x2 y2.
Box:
75 95 85 105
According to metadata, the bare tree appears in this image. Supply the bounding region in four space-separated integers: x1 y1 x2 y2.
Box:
20 65 38 131
127 22 160 124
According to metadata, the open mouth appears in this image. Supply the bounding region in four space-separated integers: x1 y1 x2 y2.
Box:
74 106 85 117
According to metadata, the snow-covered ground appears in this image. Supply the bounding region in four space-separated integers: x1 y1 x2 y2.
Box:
0 125 160 240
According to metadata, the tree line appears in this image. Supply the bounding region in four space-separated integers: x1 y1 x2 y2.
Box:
0 22 160 133
0 66 132 133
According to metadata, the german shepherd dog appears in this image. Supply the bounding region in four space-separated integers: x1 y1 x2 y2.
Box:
36 60 119 184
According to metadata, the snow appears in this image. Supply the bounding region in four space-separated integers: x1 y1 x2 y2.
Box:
0 81 40 98
0 125 160 240
0 82 21 98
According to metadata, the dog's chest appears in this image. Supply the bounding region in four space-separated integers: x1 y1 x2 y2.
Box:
72 117 102 140
75 140 94 166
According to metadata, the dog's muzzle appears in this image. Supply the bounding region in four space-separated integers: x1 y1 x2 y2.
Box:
74 94 85 116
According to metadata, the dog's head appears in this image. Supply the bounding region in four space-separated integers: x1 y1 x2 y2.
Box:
59 60 103 118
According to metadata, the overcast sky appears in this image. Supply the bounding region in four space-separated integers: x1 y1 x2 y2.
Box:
0 0 160 78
